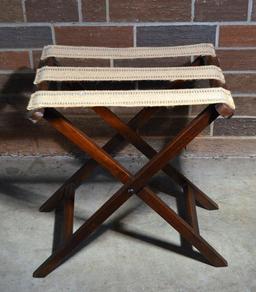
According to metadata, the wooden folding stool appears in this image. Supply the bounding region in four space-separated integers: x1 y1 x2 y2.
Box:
27 43 235 277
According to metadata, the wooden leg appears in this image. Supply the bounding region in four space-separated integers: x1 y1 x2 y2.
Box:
52 184 75 251
109 105 219 195
34 184 225 277
34 185 225 278
62 184 75 242
136 189 227 267
91 105 226 267
42 106 217 197
93 106 218 210
178 184 199 250
34 105 226 277
39 107 158 212
33 185 134 277
183 184 199 233
40 106 217 212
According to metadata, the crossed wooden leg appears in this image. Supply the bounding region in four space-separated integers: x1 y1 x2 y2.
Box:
33 105 227 277
92 106 218 210
39 107 159 212
40 107 217 213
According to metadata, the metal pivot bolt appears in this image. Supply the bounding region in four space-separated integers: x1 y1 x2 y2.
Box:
128 188 135 194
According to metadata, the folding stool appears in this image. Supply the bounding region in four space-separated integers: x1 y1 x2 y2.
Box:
27 43 235 277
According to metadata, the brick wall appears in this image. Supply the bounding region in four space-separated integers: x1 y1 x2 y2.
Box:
0 0 256 157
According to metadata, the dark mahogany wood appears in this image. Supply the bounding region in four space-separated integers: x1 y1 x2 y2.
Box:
93 106 218 210
183 184 199 234
39 107 158 212
33 105 227 278
108 105 219 196
136 188 226 267
40 105 217 212
33 181 134 277
62 184 75 242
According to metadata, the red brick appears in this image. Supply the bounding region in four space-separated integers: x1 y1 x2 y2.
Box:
43 115 208 138
141 117 210 136
232 96 256 116
195 0 248 21
225 73 256 94
55 26 133 47
217 50 256 70
114 57 190 68
34 119 77 155
35 116 117 155
25 0 79 22
0 112 38 155
57 106 189 118
82 0 106 22
0 110 77 155
74 81 136 91
109 0 191 22
0 51 30 70
219 26 256 47
191 96 256 117
1 116 254 155
32 50 42 69
0 113 209 155
0 0 23 22
213 118 256 136
137 25 216 47
0 112 112 155
186 138 256 157
252 1 256 20
59 58 111 67
0 27 52 49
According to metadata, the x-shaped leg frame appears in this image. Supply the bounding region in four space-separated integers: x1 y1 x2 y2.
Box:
33 104 227 278
40 106 217 213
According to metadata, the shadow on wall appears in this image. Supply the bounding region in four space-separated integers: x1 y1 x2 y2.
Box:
0 67 77 155
0 65 191 157
0 67 34 114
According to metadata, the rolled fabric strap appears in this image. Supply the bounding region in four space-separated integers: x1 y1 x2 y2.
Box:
41 43 216 60
27 87 235 118
34 65 225 84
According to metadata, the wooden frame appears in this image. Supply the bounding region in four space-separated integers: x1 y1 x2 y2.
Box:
31 55 233 278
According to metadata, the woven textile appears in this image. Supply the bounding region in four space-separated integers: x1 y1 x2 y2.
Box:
27 88 235 110
34 65 225 84
27 43 235 114
41 43 216 60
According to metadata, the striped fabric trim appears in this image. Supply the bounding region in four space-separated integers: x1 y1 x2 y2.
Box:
27 87 235 111
41 43 216 60
34 65 225 84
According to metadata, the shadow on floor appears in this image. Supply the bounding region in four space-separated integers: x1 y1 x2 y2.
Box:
0 171 209 275
48 175 209 272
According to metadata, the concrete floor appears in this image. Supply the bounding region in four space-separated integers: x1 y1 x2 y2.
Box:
0 156 256 292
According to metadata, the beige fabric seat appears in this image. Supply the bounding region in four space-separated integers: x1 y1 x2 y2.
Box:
27 43 235 113
40 43 216 60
